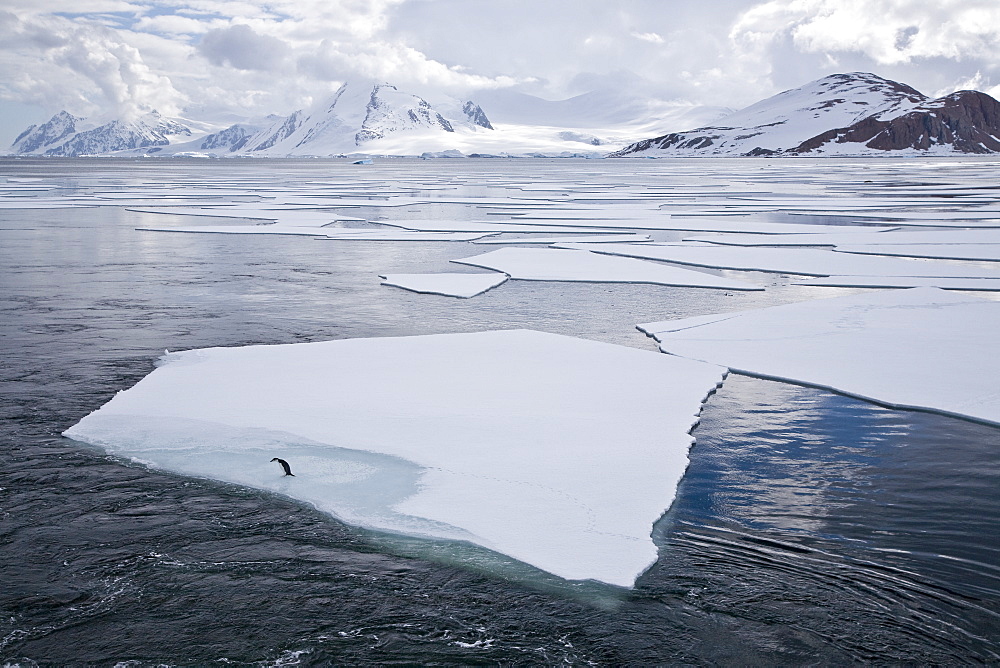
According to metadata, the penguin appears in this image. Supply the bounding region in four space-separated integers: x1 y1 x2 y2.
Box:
271 457 295 477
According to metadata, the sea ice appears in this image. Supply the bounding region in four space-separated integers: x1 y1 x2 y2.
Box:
505 211 896 234
558 243 1000 278
371 219 630 234
472 233 651 244
380 272 508 297
638 288 1000 425
137 224 490 241
684 229 1000 247
451 247 764 290
833 244 1000 262
64 330 728 586
794 276 1000 291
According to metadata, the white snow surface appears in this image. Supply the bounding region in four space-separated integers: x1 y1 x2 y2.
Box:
833 244 1000 262
63 329 728 586
684 229 1000 247
452 247 764 290
559 243 1000 278
638 288 1000 425
472 234 651 245
794 276 1000 291
380 272 508 298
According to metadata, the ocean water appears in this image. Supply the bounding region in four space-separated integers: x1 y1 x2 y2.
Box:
1 158 998 665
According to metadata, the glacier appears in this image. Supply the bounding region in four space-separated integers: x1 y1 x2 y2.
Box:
63 330 728 587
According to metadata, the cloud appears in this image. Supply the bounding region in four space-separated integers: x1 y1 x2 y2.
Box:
631 31 664 44
0 11 185 119
732 0 1000 66
3 0 1000 131
198 24 290 71
296 38 523 92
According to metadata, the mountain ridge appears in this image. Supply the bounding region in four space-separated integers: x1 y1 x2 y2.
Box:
612 72 1000 157
9 73 1000 158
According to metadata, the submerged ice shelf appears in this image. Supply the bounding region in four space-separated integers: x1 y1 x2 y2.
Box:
64 330 727 587
639 288 1000 426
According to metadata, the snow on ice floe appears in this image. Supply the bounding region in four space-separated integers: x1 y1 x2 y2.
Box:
684 229 1000 247
130 206 365 226
63 330 728 586
452 247 764 291
370 219 634 234
833 244 1000 262
794 276 1000 291
638 287 1000 426
557 243 1000 278
380 272 508 297
790 210 1000 226
503 210 897 234
472 233 651 245
137 224 490 241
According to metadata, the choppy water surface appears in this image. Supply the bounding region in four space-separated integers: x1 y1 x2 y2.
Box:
1 158 998 665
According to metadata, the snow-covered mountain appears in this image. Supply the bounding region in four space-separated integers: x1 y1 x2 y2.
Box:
612 72 1000 156
13 73 993 158
195 81 493 156
11 110 199 157
7 80 727 158
11 111 84 154
612 73 924 156
791 89 1000 155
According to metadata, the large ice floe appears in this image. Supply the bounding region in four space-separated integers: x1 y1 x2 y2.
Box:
638 288 1000 426
559 243 1000 279
793 276 1000 291
452 247 764 290
64 330 727 587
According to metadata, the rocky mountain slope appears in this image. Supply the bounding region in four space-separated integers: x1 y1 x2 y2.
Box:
612 72 1000 156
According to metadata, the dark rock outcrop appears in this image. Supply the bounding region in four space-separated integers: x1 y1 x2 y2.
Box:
792 90 1000 154
462 101 493 130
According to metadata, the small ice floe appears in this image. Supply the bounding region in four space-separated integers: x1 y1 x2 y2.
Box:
63 330 728 586
452 247 763 291
794 210 1000 226
558 243 1000 278
380 272 508 298
137 225 490 241
372 219 627 234
683 229 1000 247
472 233 651 245
793 276 1000 291
833 244 1000 262
639 287 1000 425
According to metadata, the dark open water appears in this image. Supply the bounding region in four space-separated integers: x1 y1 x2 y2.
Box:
1 159 998 665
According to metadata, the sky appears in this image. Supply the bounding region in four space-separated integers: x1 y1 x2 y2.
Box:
2 0 1000 143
